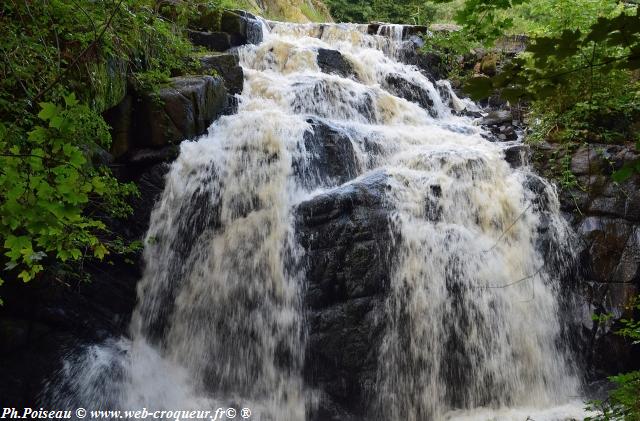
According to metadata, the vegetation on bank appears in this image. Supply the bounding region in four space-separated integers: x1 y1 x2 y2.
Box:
0 0 238 295
433 0 639 180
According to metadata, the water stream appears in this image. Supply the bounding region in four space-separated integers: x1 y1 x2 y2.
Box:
47 19 589 421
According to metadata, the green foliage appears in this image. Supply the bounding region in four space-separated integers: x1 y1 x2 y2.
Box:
434 0 527 43
0 0 213 295
451 1 640 182
460 4 640 104
0 95 137 285
505 0 623 36
326 0 437 24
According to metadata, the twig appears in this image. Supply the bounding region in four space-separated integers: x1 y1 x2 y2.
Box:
482 202 534 252
475 265 545 289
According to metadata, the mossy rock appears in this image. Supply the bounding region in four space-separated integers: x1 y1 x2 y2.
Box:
71 58 128 114
133 75 228 148
479 54 498 77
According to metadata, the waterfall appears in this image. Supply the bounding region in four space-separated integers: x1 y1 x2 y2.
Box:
46 19 589 421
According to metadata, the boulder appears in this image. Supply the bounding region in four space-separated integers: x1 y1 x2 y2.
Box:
200 53 244 94
103 95 133 158
366 23 381 35
192 9 263 46
133 76 227 148
429 23 462 33
577 217 640 288
297 171 397 420
296 118 360 188
188 30 232 52
481 110 513 126
402 25 429 38
503 144 530 168
479 54 497 76
317 49 354 78
384 73 435 114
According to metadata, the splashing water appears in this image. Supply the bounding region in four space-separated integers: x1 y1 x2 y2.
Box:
46 18 589 421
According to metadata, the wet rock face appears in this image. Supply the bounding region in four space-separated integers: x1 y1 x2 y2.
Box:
480 110 518 142
533 141 640 375
316 48 355 78
135 76 228 148
104 76 229 157
400 49 448 81
296 172 397 420
503 144 530 168
199 54 244 95
296 118 360 188
384 73 434 114
188 30 234 53
183 9 263 51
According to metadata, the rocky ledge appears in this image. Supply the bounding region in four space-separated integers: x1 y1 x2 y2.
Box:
533 141 640 376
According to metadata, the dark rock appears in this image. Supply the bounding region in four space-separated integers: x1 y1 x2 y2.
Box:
200 54 244 94
503 144 530 168
296 118 360 188
587 282 640 375
188 9 258 45
578 217 634 284
305 297 386 420
367 23 380 35
297 171 397 419
133 76 227 148
103 95 133 158
220 10 247 39
481 110 513 126
127 146 179 165
402 25 429 38
317 48 354 78
82 143 114 167
188 30 232 52
399 50 448 81
292 78 376 123
384 73 435 114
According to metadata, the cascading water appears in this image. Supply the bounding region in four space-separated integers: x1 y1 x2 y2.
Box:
47 18 590 420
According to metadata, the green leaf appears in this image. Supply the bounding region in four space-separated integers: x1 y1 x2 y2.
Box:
500 86 526 102
63 93 79 107
28 126 47 144
37 102 58 121
93 244 108 260
49 116 64 129
464 76 494 100
612 165 634 183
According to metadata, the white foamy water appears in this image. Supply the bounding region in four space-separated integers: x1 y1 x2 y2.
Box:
45 18 588 421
